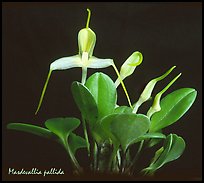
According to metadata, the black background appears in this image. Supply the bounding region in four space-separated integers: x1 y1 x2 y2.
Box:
2 2 202 181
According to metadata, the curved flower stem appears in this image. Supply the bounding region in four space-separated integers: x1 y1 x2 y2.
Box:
82 115 90 156
112 64 133 108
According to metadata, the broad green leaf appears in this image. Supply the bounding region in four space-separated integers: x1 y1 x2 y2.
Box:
102 114 150 152
85 72 117 119
142 134 185 175
68 133 87 155
7 123 55 139
71 81 98 128
45 117 80 145
114 106 132 114
150 88 197 132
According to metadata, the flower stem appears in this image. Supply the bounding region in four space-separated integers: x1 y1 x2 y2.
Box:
112 64 132 108
81 67 87 85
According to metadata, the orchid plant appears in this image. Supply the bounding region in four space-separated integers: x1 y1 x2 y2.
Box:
7 9 197 176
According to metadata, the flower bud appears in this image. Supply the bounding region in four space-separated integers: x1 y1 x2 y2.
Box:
147 73 182 118
132 66 176 113
115 51 143 88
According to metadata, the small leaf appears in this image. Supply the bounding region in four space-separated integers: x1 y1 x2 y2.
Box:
71 81 98 128
68 133 87 155
85 72 117 119
7 123 55 139
142 134 185 175
45 117 80 145
164 134 185 163
150 88 197 132
114 106 132 114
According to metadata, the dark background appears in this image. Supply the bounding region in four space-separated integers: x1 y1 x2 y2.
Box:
2 2 202 181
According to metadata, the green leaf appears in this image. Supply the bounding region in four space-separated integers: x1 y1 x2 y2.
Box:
102 113 150 152
114 106 132 114
142 134 185 175
85 72 117 119
133 132 166 144
45 117 80 145
45 117 82 171
147 130 163 147
7 123 55 139
150 88 197 132
71 81 98 128
99 114 120 146
68 133 87 155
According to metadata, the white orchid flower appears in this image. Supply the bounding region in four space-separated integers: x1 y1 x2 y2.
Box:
35 9 114 114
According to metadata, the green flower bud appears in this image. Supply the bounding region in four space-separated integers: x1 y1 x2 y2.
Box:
132 66 176 113
120 51 143 79
147 73 182 118
115 51 143 87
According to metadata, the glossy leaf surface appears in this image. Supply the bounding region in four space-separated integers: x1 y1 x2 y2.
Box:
85 72 117 119
150 88 197 132
114 106 132 114
7 123 54 139
100 113 150 152
142 134 185 175
71 81 98 127
45 117 80 145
